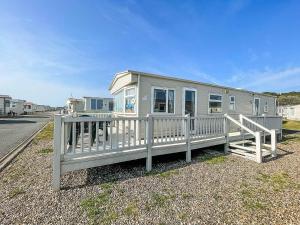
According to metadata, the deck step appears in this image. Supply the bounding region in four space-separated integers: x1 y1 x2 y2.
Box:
229 140 253 145
228 147 271 158
245 142 272 149
228 143 256 152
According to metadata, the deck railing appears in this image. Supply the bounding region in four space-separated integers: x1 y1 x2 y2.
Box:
53 113 282 190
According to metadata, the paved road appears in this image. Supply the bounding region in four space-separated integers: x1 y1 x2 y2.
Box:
0 113 53 159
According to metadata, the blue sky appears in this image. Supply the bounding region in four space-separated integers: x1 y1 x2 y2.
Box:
0 0 300 106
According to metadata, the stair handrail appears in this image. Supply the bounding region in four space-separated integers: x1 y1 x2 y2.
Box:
225 114 263 163
240 114 276 157
224 114 255 135
240 114 271 134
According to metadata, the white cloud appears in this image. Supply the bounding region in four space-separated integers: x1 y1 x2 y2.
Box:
226 67 300 92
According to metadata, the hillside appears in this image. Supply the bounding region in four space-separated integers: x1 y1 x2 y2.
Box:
263 92 300 106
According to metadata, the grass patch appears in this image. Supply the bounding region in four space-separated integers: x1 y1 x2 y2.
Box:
38 148 53 155
257 171 294 191
3 169 26 183
149 192 176 208
178 212 188 221
240 171 299 210
244 201 267 210
80 182 118 224
198 154 227 164
101 211 118 225
281 133 300 144
35 122 54 142
182 192 193 199
123 203 138 217
239 184 267 210
158 169 180 178
283 120 300 130
99 182 114 192
9 187 25 198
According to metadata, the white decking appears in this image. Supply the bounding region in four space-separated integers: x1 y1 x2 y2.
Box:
53 114 282 190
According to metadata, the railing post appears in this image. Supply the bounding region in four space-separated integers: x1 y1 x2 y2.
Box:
223 116 229 153
263 115 266 143
255 131 262 163
53 114 62 191
185 114 191 163
239 114 245 146
146 114 153 172
271 129 277 157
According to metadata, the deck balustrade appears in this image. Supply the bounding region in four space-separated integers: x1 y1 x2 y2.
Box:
53 113 282 190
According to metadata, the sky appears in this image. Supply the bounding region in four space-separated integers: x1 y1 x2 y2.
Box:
0 0 300 106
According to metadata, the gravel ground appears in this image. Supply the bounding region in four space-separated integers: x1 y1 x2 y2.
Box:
0 133 299 225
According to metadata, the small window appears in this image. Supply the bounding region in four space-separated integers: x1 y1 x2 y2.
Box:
125 87 136 113
168 90 175 113
153 88 175 113
264 102 268 113
229 96 235 111
4 100 10 107
209 94 222 113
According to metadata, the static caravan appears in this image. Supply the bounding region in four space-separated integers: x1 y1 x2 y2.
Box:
36 105 47 112
66 98 84 114
0 95 12 116
9 99 26 115
24 102 37 114
83 97 114 113
109 70 277 118
278 105 300 121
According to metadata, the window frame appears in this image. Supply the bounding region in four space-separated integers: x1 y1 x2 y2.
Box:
208 93 223 114
124 87 137 114
151 86 176 114
253 97 261 115
113 86 137 114
114 89 125 113
229 95 236 111
97 99 103 110
264 101 268 113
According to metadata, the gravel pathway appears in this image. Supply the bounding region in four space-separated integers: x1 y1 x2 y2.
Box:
0 135 299 224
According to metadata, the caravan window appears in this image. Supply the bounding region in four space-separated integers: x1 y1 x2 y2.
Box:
113 86 136 113
91 99 103 110
209 94 222 113
125 87 136 113
264 102 268 113
152 88 175 113
229 96 235 111
114 90 124 112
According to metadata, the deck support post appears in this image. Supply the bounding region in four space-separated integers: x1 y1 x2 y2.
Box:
271 129 277 157
146 114 153 172
53 114 62 191
185 114 191 163
223 117 229 153
255 131 262 163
